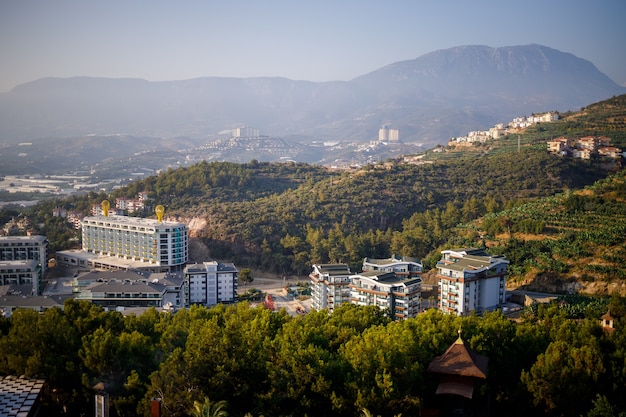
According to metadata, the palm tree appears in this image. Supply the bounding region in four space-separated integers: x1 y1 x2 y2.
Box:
190 397 229 417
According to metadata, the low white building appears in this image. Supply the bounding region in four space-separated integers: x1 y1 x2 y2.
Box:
73 270 185 311
436 248 508 315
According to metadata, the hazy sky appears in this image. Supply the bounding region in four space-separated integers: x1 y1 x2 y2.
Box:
1 0 625 92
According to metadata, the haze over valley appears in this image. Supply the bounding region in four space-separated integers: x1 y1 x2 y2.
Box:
0 44 624 185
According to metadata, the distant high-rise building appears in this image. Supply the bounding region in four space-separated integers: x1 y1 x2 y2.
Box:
378 126 399 142
232 126 260 138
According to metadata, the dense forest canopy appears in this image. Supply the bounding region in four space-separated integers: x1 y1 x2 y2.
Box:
1 298 625 417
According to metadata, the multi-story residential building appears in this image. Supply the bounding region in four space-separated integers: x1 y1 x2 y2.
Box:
598 146 623 159
309 263 352 313
184 261 238 307
361 254 422 314
349 270 422 320
67 211 85 229
0 260 42 295
597 136 611 147
0 236 49 294
379 126 400 142
0 235 48 270
362 254 423 279
577 136 598 151
57 206 188 272
547 137 571 153
115 197 145 213
436 248 508 316
572 148 593 159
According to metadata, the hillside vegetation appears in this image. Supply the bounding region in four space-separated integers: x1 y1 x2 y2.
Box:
476 169 626 294
11 95 626 293
1 298 625 417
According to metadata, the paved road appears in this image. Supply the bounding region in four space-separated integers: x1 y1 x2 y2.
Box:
240 278 311 316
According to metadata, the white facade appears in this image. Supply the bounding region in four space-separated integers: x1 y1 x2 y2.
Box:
309 264 352 313
436 248 508 316
73 270 185 310
362 255 423 279
378 126 399 142
184 261 238 307
232 127 259 138
81 215 188 270
350 270 421 320
0 235 49 294
0 260 42 295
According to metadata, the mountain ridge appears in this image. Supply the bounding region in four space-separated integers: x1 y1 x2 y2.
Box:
1 44 624 146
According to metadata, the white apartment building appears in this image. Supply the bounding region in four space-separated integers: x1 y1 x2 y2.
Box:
378 126 400 142
436 248 508 316
232 126 259 138
0 235 48 271
362 254 423 279
58 213 188 272
309 263 352 313
0 260 42 295
0 235 49 294
184 261 238 307
350 270 421 320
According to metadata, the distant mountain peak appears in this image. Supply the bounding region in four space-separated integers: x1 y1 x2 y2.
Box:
1 45 624 147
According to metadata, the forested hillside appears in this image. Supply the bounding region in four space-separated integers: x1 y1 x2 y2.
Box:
11 95 626 288
59 148 608 276
1 298 625 416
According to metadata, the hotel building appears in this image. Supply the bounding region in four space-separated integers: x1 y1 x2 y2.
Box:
58 204 188 273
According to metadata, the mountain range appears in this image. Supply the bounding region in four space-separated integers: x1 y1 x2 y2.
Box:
0 44 624 147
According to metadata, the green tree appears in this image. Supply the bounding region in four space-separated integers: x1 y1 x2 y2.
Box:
239 268 253 285
190 397 229 417
522 337 606 415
